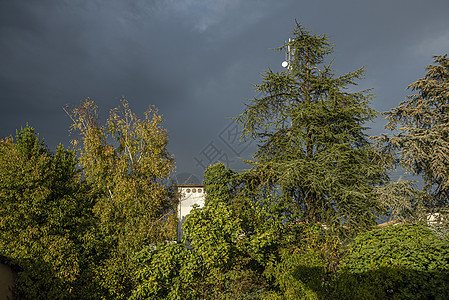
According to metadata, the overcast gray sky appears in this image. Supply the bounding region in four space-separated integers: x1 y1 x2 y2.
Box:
1 0 449 182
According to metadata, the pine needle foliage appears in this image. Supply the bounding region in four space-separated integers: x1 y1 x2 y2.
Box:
236 23 386 229
375 179 427 223
383 54 449 206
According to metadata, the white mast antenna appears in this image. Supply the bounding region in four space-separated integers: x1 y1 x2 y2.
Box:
281 38 293 71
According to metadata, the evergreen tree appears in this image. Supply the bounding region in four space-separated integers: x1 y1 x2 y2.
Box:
236 23 386 228
383 54 449 207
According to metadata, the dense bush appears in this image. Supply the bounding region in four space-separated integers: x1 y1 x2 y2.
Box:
130 242 199 299
333 224 449 299
264 223 341 300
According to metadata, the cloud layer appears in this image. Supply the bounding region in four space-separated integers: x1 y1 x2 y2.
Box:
1 0 448 179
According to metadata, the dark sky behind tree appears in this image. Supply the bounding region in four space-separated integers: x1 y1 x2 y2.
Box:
1 0 449 181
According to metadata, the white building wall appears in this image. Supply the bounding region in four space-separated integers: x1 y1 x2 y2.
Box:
177 185 205 242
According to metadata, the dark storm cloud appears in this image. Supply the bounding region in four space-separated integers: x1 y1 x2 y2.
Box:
1 0 449 178
0 1 198 142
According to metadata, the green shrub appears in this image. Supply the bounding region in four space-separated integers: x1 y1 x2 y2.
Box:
264 223 341 299
334 224 449 299
130 242 199 300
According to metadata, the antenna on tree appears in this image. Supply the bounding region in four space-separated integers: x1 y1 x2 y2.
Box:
281 38 294 71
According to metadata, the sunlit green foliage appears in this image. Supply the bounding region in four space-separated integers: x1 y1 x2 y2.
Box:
130 164 345 299
65 98 176 299
264 223 341 299
181 164 278 298
0 125 93 298
66 99 176 248
131 163 279 299
335 224 449 299
130 242 199 299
